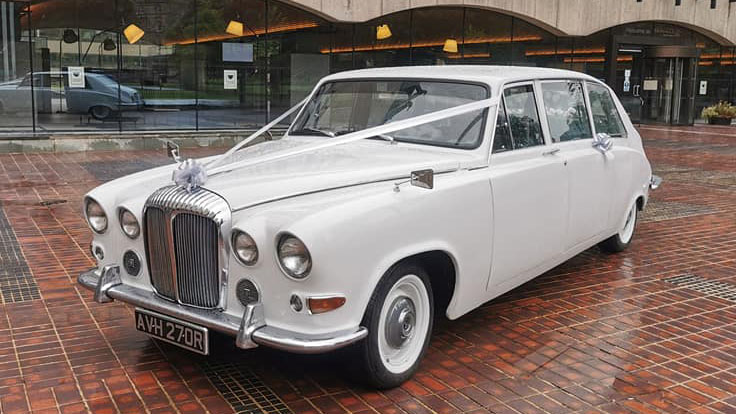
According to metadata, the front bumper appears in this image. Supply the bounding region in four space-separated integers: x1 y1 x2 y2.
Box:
78 266 367 354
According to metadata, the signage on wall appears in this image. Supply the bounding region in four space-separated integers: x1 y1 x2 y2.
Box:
68 66 85 88
643 80 658 91
699 80 708 95
224 70 238 90
623 69 631 92
223 43 253 62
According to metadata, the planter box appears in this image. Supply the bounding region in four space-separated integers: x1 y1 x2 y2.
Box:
708 117 733 125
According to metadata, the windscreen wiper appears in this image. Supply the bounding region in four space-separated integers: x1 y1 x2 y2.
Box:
296 127 336 137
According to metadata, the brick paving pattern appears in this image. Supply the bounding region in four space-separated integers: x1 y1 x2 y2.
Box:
0 125 734 413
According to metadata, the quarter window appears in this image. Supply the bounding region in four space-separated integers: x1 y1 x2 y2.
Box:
492 99 513 153
541 81 592 142
499 85 544 150
588 83 626 137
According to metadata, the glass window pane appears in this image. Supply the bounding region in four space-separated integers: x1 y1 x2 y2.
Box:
411 8 464 65
588 83 626 137
267 1 332 125
502 84 543 149
291 80 488 149
117 0 197 131
0 2 33 132
492 99 513 153
462 8 512 65
541 81 592 142
355 11 411 69
194 0 267 129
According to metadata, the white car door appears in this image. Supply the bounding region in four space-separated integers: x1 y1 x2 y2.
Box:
487 83 569 292
539 80 614 252
586 82 634 232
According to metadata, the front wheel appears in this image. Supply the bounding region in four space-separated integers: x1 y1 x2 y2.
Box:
599 201 638 253
353 263 433 389
90 105 112 120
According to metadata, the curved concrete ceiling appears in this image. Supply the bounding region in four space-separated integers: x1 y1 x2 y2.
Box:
284 0 736 45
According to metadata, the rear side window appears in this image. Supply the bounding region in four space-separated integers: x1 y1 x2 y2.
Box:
588 83 626 137
541 81 592 142
495 84 544 151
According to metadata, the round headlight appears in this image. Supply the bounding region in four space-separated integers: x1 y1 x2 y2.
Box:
119 209 140 239
232 230 258 265
85 198 107 233
277 235 311 279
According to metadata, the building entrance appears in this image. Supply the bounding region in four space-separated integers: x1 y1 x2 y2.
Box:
615 45 698 125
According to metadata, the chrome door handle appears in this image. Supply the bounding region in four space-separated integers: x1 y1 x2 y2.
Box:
542 148 560 156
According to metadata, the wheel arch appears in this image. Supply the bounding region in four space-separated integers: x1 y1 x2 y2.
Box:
368 249 458 321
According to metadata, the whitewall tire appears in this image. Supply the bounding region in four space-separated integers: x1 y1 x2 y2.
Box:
354 263 433 388
599 201 638 253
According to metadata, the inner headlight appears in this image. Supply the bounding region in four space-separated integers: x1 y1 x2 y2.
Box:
85 198 107 233
119 208 140 239
232 230 258 266
277 234 311 279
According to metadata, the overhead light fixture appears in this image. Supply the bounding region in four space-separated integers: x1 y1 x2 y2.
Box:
226 20 244 36
123 24 144 44
443 38 459 53
376 24 392 40
102 38 117 51
62 29 78 44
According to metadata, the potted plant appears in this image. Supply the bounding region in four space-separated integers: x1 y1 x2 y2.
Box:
701 101 736 125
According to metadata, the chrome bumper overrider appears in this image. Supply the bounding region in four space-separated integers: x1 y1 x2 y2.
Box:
78 266 367 354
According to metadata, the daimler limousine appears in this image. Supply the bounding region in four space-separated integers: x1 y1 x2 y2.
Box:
79 66 660 388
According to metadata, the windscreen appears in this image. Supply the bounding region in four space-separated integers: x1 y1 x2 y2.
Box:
290 80 490 149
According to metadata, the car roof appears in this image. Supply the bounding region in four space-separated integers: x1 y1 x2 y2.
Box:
322 65 601 87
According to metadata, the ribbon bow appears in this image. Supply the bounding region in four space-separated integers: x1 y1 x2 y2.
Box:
592 133 613 153
172 158 208 193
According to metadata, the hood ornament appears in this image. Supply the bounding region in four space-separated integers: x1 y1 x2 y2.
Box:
166 141 208 193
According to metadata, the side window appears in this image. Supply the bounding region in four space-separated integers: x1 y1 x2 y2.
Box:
541 81 592 142
502 85 544 150
588 83 626 137
492 98 513 153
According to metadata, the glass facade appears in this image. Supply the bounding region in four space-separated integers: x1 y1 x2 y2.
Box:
1 1 735 133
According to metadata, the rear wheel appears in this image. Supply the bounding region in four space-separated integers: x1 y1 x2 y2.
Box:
353 263 433 389
90 105 112 120
599 201 638 253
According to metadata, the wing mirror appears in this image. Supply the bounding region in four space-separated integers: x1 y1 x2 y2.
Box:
394 169 434 192
166 141 182 163
592 133 613 153
411 169 434 190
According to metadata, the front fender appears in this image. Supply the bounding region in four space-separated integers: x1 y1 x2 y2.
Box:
231 169 493 336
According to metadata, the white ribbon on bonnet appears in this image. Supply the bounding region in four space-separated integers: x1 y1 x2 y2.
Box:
173 95 498 189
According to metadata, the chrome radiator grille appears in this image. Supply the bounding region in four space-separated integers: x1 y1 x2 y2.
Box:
144 186 230 309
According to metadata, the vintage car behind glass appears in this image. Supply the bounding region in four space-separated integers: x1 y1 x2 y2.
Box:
79 66 659 388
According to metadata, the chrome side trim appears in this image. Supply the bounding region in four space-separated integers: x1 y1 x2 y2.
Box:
78 267 367 354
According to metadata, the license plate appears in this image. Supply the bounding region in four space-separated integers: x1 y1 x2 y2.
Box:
135 308 209 355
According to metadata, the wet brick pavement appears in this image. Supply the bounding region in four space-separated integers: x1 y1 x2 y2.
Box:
0 125 735 413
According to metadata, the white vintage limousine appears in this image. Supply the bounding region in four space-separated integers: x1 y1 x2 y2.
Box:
79 66 660 388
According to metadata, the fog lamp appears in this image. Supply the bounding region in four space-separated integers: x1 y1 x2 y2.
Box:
236 279 259 306
123 250 140 276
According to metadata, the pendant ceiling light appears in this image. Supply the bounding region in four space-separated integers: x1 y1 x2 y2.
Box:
376 24 392 40
62 29 78 44
443 38 459 53
226 20 244 36
123 24 145 44
102 38 117 51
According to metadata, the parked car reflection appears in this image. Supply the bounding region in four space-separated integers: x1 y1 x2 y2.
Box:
0 71 143 120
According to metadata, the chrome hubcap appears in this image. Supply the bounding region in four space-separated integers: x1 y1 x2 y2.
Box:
384 296 416 349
